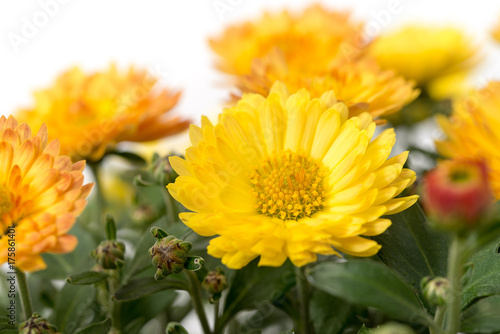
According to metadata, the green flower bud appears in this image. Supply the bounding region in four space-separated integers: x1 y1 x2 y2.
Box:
149 229 192 280
150 153 178 186
92 240 126 269
19 313 59 334
374 322 416 334
421 276 451 306
202 269 227 294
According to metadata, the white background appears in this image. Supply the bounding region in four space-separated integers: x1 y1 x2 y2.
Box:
2 1 500 332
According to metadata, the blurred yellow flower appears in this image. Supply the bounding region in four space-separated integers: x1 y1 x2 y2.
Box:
0 115 93 272
18 65 190 162
370 25 479 100
436 82 500 198
209 4 365 76
492 19 500 43
168 82 418 269
237 50 419 119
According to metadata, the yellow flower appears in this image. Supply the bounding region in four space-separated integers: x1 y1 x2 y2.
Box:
436 82 500 198
17 64 190 162
209 4 365 76
370 25 479 100
492 19 500 43
0 115 93 272
168 82 418 269
237 50 419 119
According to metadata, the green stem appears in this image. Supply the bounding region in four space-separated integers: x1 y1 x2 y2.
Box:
17 270 33 321
88 162 105 223
108 275 122 333
185 271 211 334
214 300 220 334
431 306 446 334
295 266 312 334
445 235 465 334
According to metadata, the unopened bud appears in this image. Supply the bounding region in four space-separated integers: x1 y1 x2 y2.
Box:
421 276 451 307
421 159 493 230
19 313 59 334
151 153 178 186
374 322 416 334
92 240 126 269
202 269 227 294
149 227 192 280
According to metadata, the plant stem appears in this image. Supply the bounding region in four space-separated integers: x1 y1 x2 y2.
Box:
185 270 211 334
445 235 465 334
88 162 105 223
295 266 312 334
431 306 446 334
213 300 220 334
16 270 33 321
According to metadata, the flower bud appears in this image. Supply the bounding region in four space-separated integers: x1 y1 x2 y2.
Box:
421 276 451 307
150 153 178 186
374 322 416 334
19 313 59 334
202 269 227 294
92 240 126 269
421 159 493 230
149 228 192 280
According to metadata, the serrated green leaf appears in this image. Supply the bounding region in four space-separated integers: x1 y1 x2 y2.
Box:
461 295 500 333
310 291 353 334
53 284 96 333
308 260 429 324
113 277 187 302
74 318 112 334
372 204 449 292
66 271 109 285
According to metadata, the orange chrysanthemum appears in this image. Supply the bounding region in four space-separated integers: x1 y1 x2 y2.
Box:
209 4 365 77
236 50 419 119
17 64 190 162
0 115 93 272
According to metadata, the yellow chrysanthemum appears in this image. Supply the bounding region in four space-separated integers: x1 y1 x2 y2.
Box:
0 115 93 272
17 64 190 162
209 4 365 76
168 82 418 269
236 50 419 119
370 25 479 100
436 82 500 198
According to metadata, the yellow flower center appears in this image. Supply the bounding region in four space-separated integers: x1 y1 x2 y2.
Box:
0 184 13 217
250 150 327 220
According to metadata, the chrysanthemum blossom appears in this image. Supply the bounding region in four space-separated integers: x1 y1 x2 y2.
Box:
168 82 418 269
0 115 93 272
436 81 500 198
209 4 366 77
17 64 190 162
236 51 419 120
370 25 480 100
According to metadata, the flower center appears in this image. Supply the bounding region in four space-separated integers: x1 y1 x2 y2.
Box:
250 150 327 220
0 184 13 217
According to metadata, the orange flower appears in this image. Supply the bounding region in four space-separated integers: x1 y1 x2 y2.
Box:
17 65 190 162
0 115 93 272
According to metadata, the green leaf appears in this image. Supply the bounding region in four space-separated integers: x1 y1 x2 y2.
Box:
0 322 17 332
74 318 112 334
358 325 377 334
52 284 96 333
220 259 295 328
122 317 146 334
108 151 147 165
184 256 205 271
150 226 169 239
461 237 500 309
461 295 500 333
166 322 189 334
66 271 109 285
113 277 187 302
310 291 354 334
308 260 429 323
372 204 449 291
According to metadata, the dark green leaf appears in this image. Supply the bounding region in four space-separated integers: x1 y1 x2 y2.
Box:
122 317 146 334
53 284 96 333
74 318 112 334
372 204 449 291
184 256 205 271
308 260 429 323
66 271 109 285
461 295 500 333
462 237 500 309
113 277 187 302
0 322 17 332
220 259 295 328
166 322 189 334
310 291 354 334
108 151 147 165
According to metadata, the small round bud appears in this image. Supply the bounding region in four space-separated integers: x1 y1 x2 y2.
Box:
149 235 192 280
202 269 227 294
150 153 178 186
421 160 493 230
19 313 59 334
374 322 416 334
92 240 126 269
421 276 451 307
